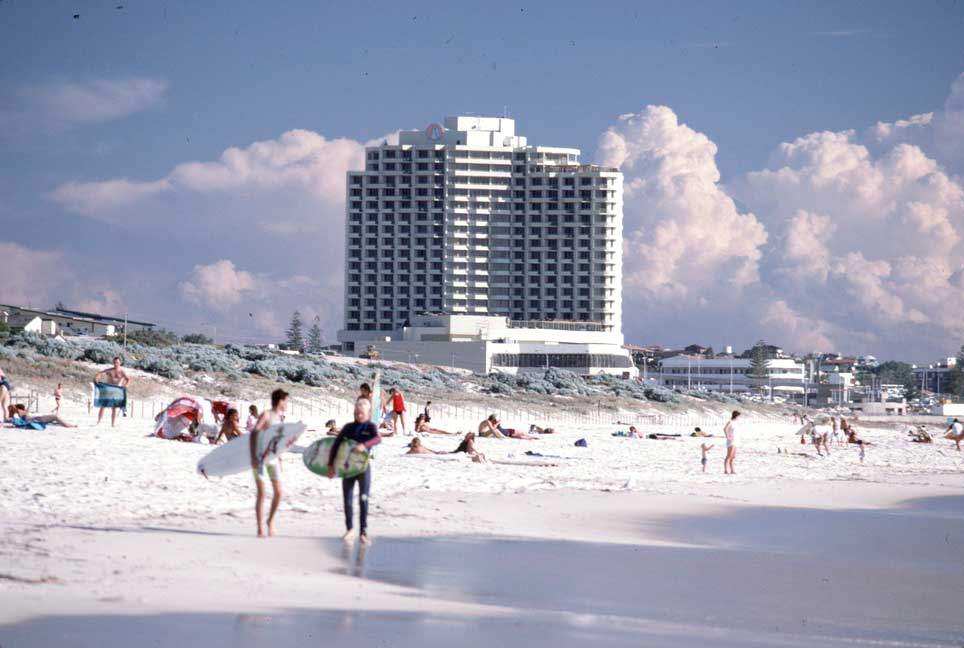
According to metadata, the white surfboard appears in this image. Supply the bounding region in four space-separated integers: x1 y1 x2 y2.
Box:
196 422 306 478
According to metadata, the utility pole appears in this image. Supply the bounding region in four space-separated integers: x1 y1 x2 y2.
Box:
123 311 128 349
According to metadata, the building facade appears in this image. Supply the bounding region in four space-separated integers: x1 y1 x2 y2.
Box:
359 314 636 378
338 116 623 349
658 354 805 395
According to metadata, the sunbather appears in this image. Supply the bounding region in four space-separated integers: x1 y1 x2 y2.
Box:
406 437 441 455
453 432 487 463
414 413 455 435
7 404 76 428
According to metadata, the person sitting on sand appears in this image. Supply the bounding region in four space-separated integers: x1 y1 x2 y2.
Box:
701 443 714 473
246 405 259 433
7 404 76 428
214 408 243 444
845 427 871 446
414 413 454 435
944 418 963 451
453 432 486 463
528 424 555 434
628 425 640 438
325 419 339 436
406 437 441 455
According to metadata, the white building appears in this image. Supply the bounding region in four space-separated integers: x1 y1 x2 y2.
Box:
338 116 623 346
658 355 805 394
359 313 636 378
0 305 129 337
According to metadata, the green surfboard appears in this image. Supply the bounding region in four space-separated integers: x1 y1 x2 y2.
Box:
303 437 370 479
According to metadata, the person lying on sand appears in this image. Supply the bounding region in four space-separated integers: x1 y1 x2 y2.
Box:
214 408 243 444
478 415 534 439
528 424 555 434
647 433 680 440
690 426 712 437
453 432 487 463
406 437 441 455
7 404 76 428
414 413 455 435
944 418 963 451
908 426 932 444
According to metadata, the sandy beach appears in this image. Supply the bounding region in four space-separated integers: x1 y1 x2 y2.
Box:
1 400 963 646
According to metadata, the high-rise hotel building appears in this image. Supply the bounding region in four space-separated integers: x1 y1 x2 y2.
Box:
337 116 634 377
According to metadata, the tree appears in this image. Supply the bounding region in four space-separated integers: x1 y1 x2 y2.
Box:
181 333 214 345
749 340 769 379
286 311 304 351
944 345 964 399
307 316 323 353
125 328 179 347
873 360 918 400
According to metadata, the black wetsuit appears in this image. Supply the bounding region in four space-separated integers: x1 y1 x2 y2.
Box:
329 421 381 534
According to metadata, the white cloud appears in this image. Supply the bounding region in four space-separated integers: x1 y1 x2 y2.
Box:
49 178 170 219
761 301 837 352
597 106 767 302
179 260 258 310
0 241 68 306
3 77 168 134
52 129 366 220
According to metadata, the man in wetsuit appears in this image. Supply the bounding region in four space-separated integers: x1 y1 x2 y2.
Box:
328 397 382 545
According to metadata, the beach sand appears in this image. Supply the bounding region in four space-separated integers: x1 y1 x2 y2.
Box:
1 401 963 646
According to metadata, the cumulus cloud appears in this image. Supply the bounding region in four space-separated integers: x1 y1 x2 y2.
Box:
730 76 964 357
761 301 837 351
2 77 168 135
597 106 768 302
52 129 366 219
180 260 258 309
0 241 68 306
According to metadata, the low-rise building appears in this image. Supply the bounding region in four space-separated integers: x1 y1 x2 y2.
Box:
0 304 155 338
657 354 805 394
345 313 637 378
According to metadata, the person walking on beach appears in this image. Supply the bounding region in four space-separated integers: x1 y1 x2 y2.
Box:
723 410 740 475
95 356 130 428
389 387 408 435
701 443 714 473
250 388 288 537
54 383 63 415
944 418 964 451
830 416 840 446
327 397 382 545
423 400 432 423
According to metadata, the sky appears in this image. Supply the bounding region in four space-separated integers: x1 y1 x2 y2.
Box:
1 1 963 362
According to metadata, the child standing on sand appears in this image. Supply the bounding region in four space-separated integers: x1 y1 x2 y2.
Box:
700 443 714 473
54 383 62 414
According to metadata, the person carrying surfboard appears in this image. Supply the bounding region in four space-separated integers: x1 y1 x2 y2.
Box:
250 388 288 538
328 397 382 545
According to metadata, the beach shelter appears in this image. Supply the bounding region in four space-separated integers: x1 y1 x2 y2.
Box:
153 396 205 440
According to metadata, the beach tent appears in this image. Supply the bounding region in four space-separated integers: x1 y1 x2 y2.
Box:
153 396 205 441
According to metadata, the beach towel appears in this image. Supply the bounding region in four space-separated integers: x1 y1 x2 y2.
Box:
93 382 127 409
11 416 46 431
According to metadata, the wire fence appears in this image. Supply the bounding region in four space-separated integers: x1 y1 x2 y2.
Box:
19 388 792 433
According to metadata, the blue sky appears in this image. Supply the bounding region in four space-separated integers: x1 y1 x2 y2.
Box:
2 1 964 360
